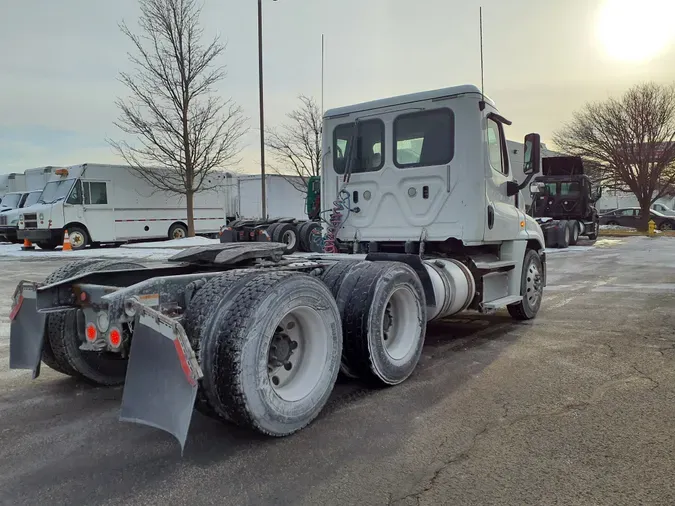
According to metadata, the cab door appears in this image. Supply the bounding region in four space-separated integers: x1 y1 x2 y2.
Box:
81 180 113 242
483 115 521 241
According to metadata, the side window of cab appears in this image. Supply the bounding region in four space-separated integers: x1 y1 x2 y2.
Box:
486 118 508 175
67 180 83 205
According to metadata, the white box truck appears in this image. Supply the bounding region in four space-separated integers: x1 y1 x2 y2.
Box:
0 173 26 202
25 166 56 191
17 163 238 250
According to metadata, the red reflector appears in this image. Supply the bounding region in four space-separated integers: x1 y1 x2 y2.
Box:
86 324 97 342
109 328 122 348
80 292 87 302
9 296 24 321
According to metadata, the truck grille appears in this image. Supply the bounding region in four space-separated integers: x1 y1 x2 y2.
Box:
24 213 38 229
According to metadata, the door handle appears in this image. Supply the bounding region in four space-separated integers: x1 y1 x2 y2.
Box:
488 205 494 229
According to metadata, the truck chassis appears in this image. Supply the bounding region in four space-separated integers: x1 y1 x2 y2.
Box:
9 241 545 451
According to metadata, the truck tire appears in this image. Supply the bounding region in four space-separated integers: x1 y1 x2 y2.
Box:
320 260 370 379
298 222 312 252
556 220 570 248
272 223 299 254
169 222 188 240
183 269 261 419
48 261 145 385
200 271 342 436
303 222 323 253
338 262 427 386
587 218 599 241
67 226 89 250
508 249 544 321
568 221 580 246
41 259 110 376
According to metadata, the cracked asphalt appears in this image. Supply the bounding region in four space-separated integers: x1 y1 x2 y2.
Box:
1 236 675 505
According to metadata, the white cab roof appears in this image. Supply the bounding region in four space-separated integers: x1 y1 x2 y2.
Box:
324 84 494 119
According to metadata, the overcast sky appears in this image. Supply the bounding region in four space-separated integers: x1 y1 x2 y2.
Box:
1 0 674 174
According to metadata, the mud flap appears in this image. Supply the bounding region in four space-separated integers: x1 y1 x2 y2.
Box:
120 303 203 454
9 282 46 379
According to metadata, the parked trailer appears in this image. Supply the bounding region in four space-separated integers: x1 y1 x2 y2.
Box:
9 84 547 451
219 174 323 254
17 164 238 250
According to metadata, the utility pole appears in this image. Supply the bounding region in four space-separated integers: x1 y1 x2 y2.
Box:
257 0 276 219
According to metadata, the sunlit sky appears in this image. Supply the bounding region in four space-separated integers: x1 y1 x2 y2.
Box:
1 0 674 174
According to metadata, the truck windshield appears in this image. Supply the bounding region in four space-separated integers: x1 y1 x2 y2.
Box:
23 191 42 207
1 193 21 208
39 179 76 204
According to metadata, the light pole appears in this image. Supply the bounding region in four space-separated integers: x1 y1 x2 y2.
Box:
258 0 276 219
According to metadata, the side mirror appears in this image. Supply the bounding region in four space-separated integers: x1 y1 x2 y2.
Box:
591 186 603 203
523 133 541 175
506 181 520 197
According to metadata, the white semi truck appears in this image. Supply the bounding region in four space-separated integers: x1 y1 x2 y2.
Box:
9 84 546 451
17 164 238 250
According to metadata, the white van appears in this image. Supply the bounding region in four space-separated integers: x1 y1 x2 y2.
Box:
18 163 237 250
24 166 56 192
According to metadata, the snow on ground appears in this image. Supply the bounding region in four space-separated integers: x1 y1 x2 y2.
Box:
0 243 179 261
0 237 222 261
121 236 220 249
600 224 637 231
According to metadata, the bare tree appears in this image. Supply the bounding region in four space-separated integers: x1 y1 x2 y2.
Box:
108 0 247 236
554 82 675 230
266 95 322 193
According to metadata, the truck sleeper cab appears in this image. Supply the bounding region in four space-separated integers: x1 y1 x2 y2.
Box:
8 84 547 452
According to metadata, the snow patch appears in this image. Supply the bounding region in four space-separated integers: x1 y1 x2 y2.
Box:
0 243 179 261
121 236 220 250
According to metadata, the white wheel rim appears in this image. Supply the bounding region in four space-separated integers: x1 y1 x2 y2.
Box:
268 306 327 402
282 230 296 249
525 260 543 307
70 231 85 247
381 286 420 361
173 227 186 239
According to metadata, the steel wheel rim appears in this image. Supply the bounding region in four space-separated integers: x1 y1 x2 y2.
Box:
662 223 672 231
573 224 579 241
172 227 186 239
381 286 419 361
282 230 296 249
268 306 327 402
525 260 543 307
564 226 570 243
70 231 85 248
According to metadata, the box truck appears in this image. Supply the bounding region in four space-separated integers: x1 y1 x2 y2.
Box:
17 163 238 250
0 173 26 202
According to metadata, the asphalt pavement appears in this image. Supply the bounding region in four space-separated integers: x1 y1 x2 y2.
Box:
1 237 675 506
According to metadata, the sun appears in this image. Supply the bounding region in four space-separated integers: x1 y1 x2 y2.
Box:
597 0 675 62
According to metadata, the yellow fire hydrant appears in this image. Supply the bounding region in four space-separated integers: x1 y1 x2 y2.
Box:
648 219 656 237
